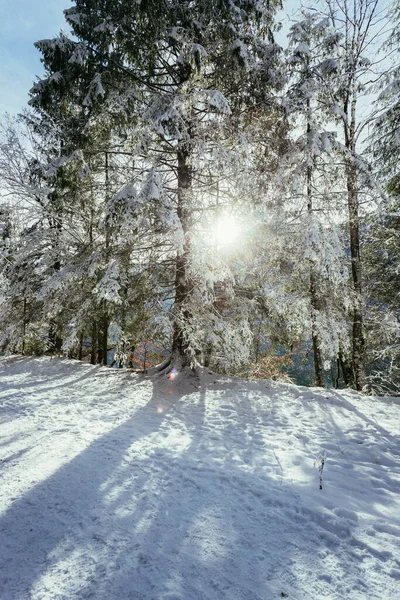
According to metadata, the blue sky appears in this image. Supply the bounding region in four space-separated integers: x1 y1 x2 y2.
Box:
0 0 299 117
0 0 71 115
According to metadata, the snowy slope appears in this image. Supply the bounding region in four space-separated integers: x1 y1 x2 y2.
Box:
0 357 399 600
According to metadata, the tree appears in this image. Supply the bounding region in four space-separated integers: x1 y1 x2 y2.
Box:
285 13 350 386
365 1 400 392
44 0 284 372
0 116 61 354
246 13 352 387
362 194 400 393
293 0 390 390
370 0 400 195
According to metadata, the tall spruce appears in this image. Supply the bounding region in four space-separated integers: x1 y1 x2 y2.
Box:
50 0 284 372
261 13 352 387
309 0 389 390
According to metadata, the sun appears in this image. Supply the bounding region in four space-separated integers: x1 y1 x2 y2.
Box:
214 213 240 246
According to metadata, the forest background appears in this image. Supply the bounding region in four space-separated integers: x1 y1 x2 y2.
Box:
0 0 398 394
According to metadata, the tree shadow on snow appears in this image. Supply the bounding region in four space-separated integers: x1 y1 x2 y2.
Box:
0 357 102 404
0 372 394 599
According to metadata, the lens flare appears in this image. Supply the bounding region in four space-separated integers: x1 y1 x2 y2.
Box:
167 368 178 381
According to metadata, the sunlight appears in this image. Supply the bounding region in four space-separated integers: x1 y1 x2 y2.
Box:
214 214 240 246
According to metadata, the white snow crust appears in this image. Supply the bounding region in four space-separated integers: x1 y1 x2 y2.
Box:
0 357 399 599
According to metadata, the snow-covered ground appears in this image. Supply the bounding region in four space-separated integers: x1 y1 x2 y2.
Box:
0 357 399 600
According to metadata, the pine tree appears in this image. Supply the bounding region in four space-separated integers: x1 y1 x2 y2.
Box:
371 1 400 195
297 0 389 390
51 0 284 372
365 1 400 392
285 13 347 386
362 195 400 393
0 116 62 353
251 13 352 387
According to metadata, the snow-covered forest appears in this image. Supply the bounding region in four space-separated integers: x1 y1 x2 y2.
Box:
0 0 399 393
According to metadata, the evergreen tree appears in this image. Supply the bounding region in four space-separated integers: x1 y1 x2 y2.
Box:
365 1 400 392
44 0 284 372
284 13 351 386
295 0 389 390
371 0 400 195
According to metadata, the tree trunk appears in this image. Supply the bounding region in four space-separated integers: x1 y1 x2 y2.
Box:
203 343 213 368
101 310 109 366
22 297 27 355
97 325 103 365
48 188 63 354
101 152 110 368
306 108 324 388
341 77 365 391
78 331 83 361
170 148 192 370
310 273 324 387
346 158 365 391
339 350 353 387
90 322 97 365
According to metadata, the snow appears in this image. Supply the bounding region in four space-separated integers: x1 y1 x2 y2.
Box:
0 357 400 600
207 91 231 115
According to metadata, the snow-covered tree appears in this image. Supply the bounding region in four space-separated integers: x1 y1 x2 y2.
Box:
370 1 400 195
40 0 284 372
321 0 391 390
282 13 352 386
365 2 400 392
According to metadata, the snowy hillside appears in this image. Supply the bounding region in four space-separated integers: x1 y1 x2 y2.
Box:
0 357 399 600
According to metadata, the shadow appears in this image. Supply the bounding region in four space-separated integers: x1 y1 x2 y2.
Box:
0 357 102 408
272 384 400 518
0 372 207 599
0 368 397 599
